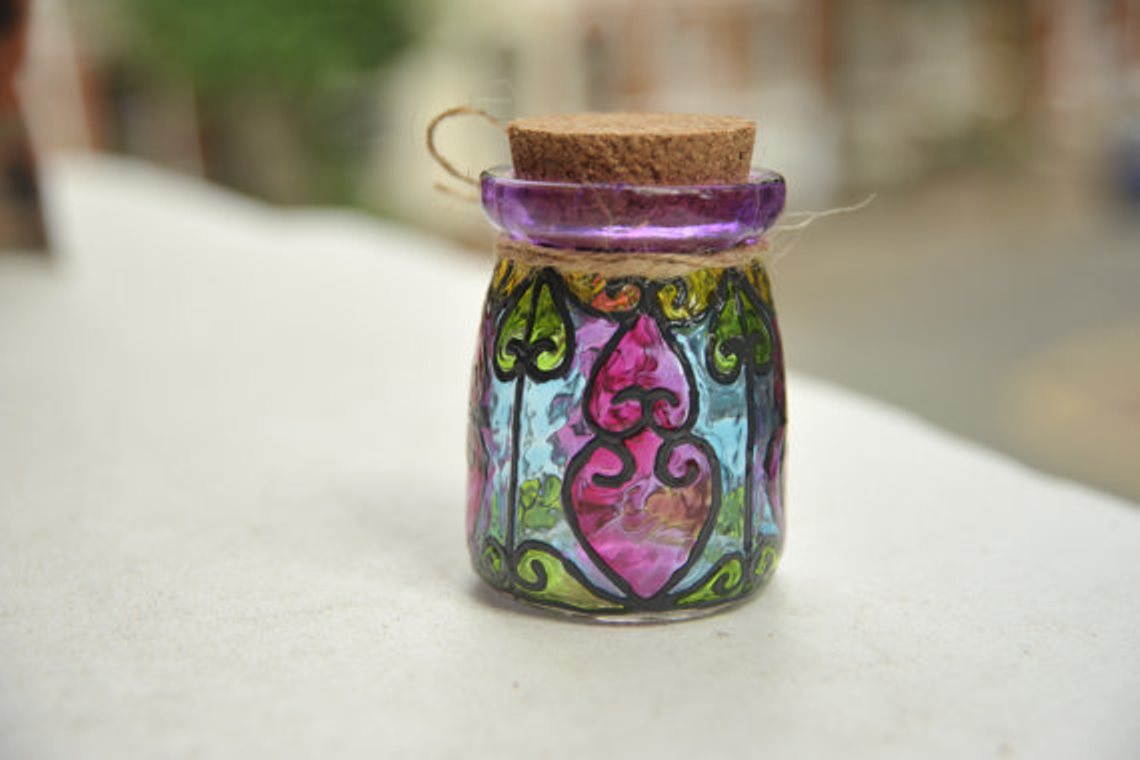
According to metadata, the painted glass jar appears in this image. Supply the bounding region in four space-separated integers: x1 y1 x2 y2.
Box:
467 165 787 620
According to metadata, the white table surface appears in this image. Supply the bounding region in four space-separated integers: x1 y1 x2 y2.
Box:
1 157 1137 759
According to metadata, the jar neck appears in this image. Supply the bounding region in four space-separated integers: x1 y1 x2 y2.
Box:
494 236 770 278
480 167 785 254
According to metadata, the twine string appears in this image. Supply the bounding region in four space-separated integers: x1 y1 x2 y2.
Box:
764 194 877 269
426 106 504 202
495 236 770 278
773 194 876 233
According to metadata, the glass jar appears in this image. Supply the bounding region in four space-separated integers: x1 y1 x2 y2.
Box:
467 166 787 620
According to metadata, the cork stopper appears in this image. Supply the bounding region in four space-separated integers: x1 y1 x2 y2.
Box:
507 112 755 186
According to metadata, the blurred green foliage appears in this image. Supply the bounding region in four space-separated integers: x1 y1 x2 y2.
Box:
124 0 418 94
117 0 421 205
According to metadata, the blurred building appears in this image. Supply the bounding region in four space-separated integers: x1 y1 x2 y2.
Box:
375 0 1140 238
14 0 1140 226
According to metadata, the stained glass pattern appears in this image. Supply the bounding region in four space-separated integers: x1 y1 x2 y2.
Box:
468 261 786 616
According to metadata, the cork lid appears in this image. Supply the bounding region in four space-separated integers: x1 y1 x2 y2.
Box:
507 112 755 186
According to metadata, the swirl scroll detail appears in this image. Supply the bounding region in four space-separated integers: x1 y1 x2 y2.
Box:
492 270 575 564
564 314 721 602
706 272 775 559
514 541 624 612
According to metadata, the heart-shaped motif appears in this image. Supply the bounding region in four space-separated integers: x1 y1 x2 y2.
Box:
566 314 715 599
586 315 690 434
567 431 714 598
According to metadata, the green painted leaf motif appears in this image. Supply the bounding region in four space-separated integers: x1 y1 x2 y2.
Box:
519 475 562 531
677 557 745 607
493 281 532 377
708 275 773 383
710 280 744 377
740 285 771 369
656 268 723 322
493 275 572 380
531 280 569 374
755 544 779 583
515 546 623 612
716 486 746 540
483 544 503 575
479 539 508 589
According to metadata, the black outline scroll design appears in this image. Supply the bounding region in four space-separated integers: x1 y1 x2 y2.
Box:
562 308 722 610
704 269 777 570
489 269 575 576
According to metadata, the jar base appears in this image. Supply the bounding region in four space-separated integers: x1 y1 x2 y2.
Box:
474 579 773 625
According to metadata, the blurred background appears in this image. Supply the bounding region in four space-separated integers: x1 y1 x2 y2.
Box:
7 0 1140 500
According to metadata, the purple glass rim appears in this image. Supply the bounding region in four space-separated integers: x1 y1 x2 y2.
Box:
480 166 786 253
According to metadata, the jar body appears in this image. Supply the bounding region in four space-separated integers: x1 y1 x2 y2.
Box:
467 252 786 618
